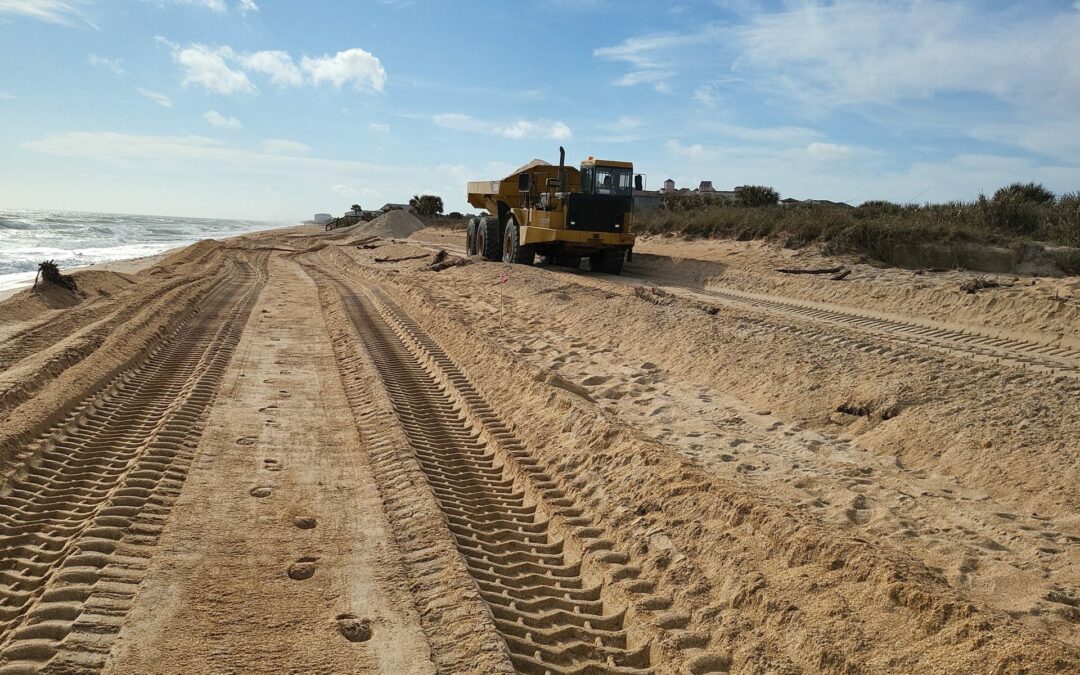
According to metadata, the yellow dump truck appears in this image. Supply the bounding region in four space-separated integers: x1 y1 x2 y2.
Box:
465 147 638 274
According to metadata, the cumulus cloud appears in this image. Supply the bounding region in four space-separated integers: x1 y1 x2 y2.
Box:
136 87 173 108
203 109 242 129
161 40 386 94
433 113 572 140
261 138 311 155
88 54 124 76
172 44 256 94
239 50 303 87
806 142 853 161
665 139 705 159
694 84 716 107
301 48 387 91
237 0 257 12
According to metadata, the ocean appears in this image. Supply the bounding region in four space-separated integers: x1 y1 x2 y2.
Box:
0 209 279 295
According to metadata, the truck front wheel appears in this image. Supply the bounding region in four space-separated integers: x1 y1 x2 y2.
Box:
502 219 534 265
465 217 478 255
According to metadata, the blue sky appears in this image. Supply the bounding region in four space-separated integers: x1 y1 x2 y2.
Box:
1 0 1079 220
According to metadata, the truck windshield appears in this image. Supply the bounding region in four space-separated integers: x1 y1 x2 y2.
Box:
594 167 632 196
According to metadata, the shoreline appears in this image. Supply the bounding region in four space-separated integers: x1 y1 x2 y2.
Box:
0 222 310 303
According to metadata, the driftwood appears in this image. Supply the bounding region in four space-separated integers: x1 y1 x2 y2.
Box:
374 253 429 263
830 269 852 281
357 243 382 250
427 256 473 272
33 260 78 292
960 276 1000 294
776 266 844 275
431 250 448 265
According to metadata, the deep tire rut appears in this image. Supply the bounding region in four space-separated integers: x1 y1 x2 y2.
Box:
321 272 656 675
0 254 265 674
687 284 1080 376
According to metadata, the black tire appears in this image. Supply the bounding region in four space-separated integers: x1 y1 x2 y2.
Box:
478 216 501 261
465 217 478 255
588 248 625 274
502 219 534 265
554 253 580 269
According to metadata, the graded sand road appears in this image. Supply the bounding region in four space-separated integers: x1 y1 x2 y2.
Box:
0 225 1077 673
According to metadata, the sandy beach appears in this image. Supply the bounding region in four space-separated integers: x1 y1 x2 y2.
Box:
0 216 1077 673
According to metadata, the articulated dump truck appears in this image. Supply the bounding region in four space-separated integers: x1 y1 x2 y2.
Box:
466 147 639 274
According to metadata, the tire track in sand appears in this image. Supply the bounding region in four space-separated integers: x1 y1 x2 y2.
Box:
314 266 732 674
0 254 265 674
388 239 1080 378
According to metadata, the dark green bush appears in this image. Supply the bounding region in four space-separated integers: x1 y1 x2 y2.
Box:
735 185 780 207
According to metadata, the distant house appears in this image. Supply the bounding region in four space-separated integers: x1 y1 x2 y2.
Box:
313 213 332 224
661 178 676 193
380 203 414 213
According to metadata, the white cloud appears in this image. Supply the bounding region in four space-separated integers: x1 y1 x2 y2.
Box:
666 139 704 159
173 44 256 94
497 120 572 140
136 87 173 108
171 0 225 11
261 138 311 155
0 0 95 27
162 41 387 94
432 113 483 133
301 48 387 91
730 2 1080 110
694 84 716 107
594 27 722 89
434 113 572 140
237 0 257 12
369 122 391 133
88 54 124 76
0 91 14 100
331 184 357 197
240 50 302 87
806 142 854 161
203 110 242 129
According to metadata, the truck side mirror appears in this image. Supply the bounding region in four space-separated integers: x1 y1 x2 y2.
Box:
518 173 530 191
634 174 643 191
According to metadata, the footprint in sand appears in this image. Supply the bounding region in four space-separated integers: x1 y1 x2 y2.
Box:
287 557 317 580
581 375 612 387
335 614 373 642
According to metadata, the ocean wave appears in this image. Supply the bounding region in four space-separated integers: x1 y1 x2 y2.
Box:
0 209 276 290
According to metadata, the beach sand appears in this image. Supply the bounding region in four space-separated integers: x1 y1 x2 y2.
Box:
0 224 1076 673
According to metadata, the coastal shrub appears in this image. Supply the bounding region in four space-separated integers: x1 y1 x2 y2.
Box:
992 182 1056 206
735 185 780 207
634 182 1080 267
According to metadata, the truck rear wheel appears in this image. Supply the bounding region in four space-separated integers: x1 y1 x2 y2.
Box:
465 217 478 255
502 219 534 265
478 216 501 261
588 248 625 274
554 253 580 269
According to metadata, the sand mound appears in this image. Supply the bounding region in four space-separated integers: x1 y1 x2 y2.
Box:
355 210 425 240
0 270 137 321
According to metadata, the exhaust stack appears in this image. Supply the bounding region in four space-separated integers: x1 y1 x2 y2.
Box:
558 146 567 193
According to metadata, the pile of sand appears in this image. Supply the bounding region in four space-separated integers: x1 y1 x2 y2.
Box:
356 210 425 239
